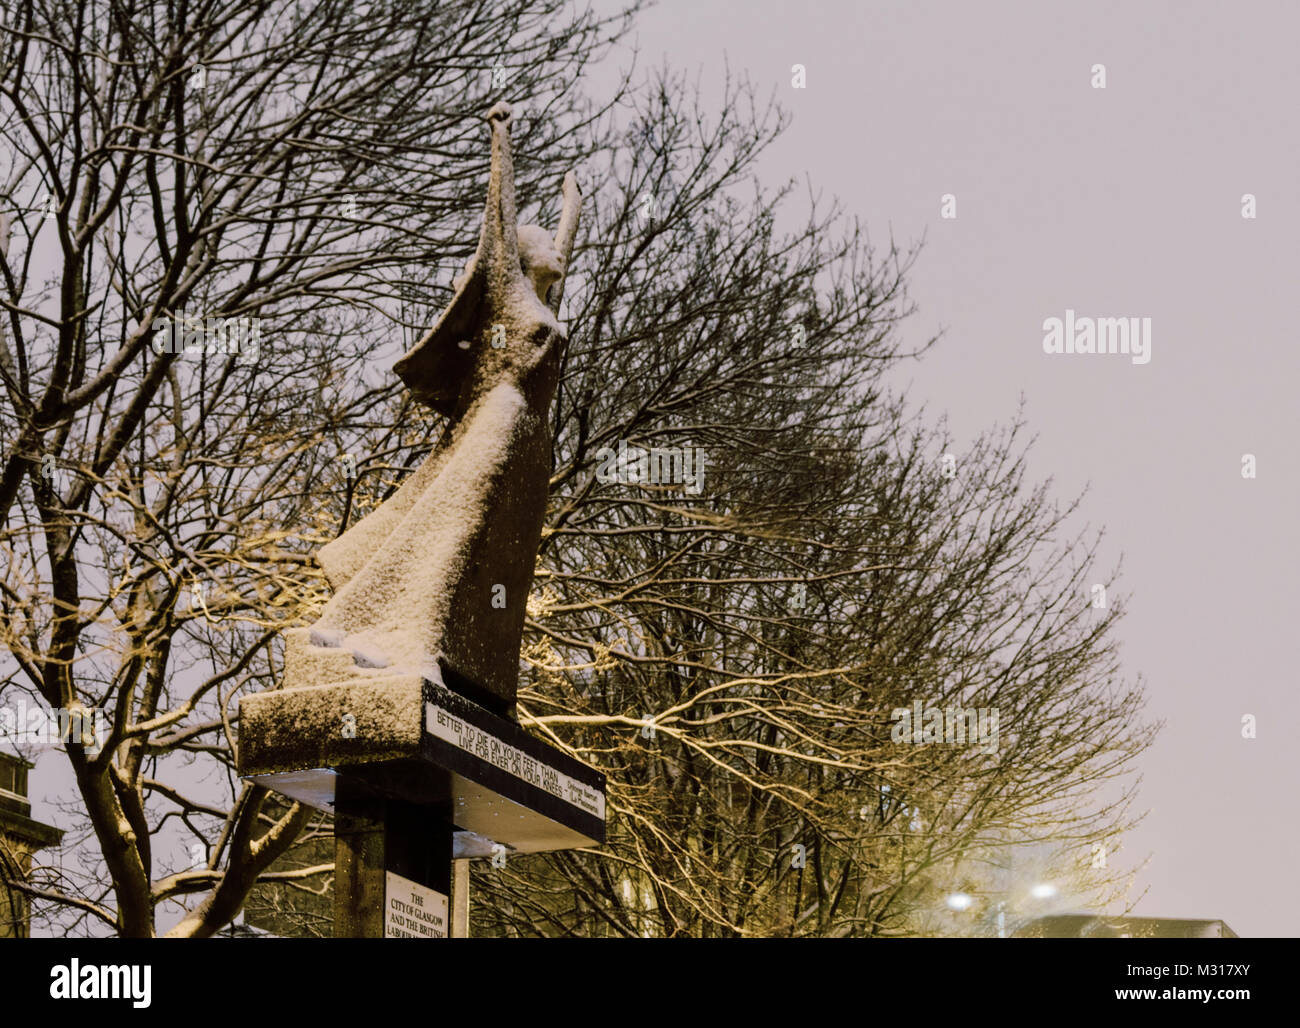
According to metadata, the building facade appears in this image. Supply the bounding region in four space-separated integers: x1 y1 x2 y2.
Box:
0 752 63 938
1015 913 1238 938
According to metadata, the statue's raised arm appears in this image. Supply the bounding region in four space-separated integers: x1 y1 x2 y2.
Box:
393 102 580 417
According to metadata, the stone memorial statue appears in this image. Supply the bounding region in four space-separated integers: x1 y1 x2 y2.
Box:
283 102 580 719
239 110 604 916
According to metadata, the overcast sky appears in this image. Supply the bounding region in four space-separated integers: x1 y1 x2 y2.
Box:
586 0 1300 936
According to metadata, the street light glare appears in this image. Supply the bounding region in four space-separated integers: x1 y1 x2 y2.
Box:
1031 883 1057 899
946 893 974 911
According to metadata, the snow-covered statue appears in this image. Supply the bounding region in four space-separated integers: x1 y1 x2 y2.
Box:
284 103 580 719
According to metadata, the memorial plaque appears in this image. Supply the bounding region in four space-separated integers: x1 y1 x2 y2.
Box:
427 698 605 820
384 871 448 939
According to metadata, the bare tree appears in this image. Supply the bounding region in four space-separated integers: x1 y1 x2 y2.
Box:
0 0 636 937
468 69 1157 937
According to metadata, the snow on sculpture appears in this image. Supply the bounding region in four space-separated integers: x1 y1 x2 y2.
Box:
283 102 580 716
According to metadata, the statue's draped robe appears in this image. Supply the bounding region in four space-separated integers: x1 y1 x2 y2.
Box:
285 104 578 713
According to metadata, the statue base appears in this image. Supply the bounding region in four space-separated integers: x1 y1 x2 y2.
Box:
238 675 605 854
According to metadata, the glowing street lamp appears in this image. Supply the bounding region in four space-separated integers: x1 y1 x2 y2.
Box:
946 892 974 911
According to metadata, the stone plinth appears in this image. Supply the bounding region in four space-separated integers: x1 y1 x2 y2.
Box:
238 677 605 853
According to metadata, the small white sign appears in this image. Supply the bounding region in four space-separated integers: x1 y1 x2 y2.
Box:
384 872 448 939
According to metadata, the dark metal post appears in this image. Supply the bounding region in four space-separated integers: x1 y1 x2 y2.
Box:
334 786 454 938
